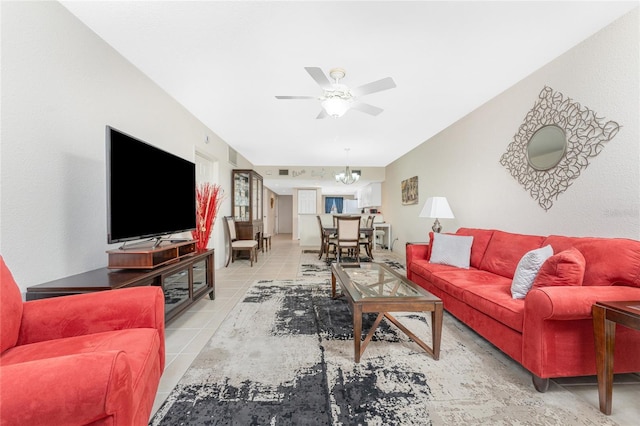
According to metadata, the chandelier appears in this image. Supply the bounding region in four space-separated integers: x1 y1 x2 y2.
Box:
335 148 360 185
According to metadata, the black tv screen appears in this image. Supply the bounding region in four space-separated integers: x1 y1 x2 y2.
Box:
106 126 196 244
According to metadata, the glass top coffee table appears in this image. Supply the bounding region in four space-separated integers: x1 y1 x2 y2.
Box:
331 262 443 363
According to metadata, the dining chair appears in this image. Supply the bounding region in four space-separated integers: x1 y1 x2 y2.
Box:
336 216 362 263
359 215 375 260
317 215 336 260
373 216 386 249
223 216 258 267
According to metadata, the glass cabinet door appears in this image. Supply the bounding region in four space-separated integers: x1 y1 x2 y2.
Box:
234 172 250 221
192 259 208 294
251 175 258 221
257 178 263 221
163 269 190 315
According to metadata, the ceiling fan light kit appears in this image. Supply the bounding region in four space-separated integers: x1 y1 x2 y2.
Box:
321 97 351 118
276 67 396 119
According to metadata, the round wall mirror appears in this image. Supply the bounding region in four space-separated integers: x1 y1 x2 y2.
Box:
526 125 567 170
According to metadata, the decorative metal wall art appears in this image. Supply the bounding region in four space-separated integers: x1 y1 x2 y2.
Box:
500 86 620 211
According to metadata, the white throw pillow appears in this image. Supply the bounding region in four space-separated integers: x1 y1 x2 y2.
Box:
511 245 554 299
429 233 474 269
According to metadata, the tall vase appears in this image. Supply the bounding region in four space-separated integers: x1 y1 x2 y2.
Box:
191 183 224 251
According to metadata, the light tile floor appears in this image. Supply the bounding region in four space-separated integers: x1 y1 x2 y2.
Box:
151 234 639 425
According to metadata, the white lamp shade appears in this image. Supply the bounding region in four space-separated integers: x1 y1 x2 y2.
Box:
419 197 455 219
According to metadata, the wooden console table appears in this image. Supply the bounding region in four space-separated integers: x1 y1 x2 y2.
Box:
26 249 215 323
592 300 640 415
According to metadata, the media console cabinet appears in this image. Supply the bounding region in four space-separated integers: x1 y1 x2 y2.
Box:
26 249 215 323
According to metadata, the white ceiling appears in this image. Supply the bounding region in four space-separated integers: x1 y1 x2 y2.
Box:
61 1 638 195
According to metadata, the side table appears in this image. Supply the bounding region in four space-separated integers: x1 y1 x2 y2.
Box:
592 300 640 415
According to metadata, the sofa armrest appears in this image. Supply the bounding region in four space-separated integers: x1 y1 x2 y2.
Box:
18 286 165 346
522 285 640 378
0 351 134 425
405 243 430 280
525 285 640 321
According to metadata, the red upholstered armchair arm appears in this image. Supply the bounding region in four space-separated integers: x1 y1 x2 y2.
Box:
405 243 429 280
525 285 640 321
17 286 165 347
0 351 134 426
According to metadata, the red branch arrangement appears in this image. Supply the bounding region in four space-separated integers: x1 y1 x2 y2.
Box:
191 183 225 251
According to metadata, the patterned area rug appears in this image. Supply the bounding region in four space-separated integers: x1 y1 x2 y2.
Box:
150 266 615 425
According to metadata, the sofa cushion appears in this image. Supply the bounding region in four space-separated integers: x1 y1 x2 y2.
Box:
431 269 510 301
410 259 460 282
479 230 546 279
532 247 586 289
511 245 554 299
429 233 474 268
463 284 525 332
542 235 640 287
1 256 23 354
455 228 495 269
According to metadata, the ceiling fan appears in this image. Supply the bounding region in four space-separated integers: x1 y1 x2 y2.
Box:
275 67 396 119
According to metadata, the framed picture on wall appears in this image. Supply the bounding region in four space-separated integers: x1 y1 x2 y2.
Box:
401 176 418 205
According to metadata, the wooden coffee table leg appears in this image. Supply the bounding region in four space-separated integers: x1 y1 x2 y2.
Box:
432 303 443 360
360 313 386 361
593 304 615 415
353 305 362 363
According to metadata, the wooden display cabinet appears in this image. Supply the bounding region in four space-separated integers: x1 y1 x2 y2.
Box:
232 169 263 250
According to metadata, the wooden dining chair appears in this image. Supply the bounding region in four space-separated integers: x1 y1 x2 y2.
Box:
223 216 258 267
336 216 362 263
359 215 375 260
317 215 336 260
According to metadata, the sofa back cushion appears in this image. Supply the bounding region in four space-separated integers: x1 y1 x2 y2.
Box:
456 228 495 268
478 230 546 279
542 236 640 287
1 256 23 353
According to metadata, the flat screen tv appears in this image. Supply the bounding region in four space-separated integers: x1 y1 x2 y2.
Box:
106 126 196 245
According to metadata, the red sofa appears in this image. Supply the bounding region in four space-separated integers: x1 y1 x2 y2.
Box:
0 256 165 425
406 228 640 391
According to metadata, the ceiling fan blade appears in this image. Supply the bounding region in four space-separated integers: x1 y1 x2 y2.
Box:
275 95 315 99
305 67 332 90
351 77 396 97
351 102 384 116
316 109 329 119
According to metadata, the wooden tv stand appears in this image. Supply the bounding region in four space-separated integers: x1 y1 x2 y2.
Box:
26 249 215 324
106 239 197 269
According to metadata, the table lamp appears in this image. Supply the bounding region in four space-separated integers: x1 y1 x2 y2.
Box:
419 197 455 233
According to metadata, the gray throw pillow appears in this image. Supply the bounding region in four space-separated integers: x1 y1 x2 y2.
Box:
511 245 554 299
429 233 474 269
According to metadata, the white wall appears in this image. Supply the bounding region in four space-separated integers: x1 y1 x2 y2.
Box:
383 9 639 250
277 195 293 233
0 1 252 293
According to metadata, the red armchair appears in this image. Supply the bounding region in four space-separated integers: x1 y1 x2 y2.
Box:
0 256 165 425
